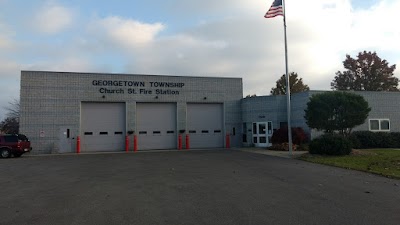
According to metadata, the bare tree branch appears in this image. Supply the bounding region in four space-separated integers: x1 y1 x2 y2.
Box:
4 98 20 119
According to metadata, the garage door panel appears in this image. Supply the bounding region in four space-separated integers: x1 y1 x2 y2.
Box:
137 103 177 150
187 103 223 148
81 102 126 152
82 135 124 152
189 133 224 148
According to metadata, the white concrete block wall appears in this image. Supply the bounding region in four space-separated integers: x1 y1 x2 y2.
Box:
20 71 243 154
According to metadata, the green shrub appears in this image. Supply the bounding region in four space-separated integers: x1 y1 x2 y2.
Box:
347 134 361 149
391 133 400 147
309 134 352 155
354 131 382 148
350 131 399 148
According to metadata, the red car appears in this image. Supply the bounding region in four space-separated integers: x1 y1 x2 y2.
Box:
0 134 32 158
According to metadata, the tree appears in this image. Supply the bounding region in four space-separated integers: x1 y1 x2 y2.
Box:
331 51 399 91
0 117 19 134
304 92 371 136
4 99 20 118
0 99 20 134
270 72 310 95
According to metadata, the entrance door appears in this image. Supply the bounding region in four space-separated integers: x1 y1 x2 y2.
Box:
252 122 273 147
59 126 73 153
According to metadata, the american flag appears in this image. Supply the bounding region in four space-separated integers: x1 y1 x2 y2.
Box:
264 0 284 18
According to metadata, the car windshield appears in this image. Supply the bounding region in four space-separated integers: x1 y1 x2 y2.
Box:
4 136 18 142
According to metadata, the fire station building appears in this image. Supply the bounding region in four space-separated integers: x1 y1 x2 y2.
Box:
20 71 400 154
20 71 243 154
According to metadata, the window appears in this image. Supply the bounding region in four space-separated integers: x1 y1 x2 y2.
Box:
4 136 18 142
267 122 272 135
258 123 266 135
17 134 29 141
370 120 379 130
242 123 247 143
369 119 390 131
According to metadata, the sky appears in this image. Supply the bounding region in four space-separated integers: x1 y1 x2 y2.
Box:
0 0 399 119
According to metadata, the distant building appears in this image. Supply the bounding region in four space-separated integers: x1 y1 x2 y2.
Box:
242 91 399 147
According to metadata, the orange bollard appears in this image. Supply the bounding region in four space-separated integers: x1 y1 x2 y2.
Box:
185 134 190 150
125 135 129 152
133 135 138 152
178 134 182 150
226 134 230 149
76 136 81 154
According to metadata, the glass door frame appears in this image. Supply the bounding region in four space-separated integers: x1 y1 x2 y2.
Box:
252 121 273 147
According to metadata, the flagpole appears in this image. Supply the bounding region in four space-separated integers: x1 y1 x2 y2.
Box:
282 0 293 157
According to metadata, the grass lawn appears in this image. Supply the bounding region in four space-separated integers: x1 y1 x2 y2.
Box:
299 149 400 179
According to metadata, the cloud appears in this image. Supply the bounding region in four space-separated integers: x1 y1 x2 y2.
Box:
0 36 13 49
0 33 14 50
351 0 400 52
0 22 16 50
78 0 399 97
0 59 19 77
89 16 165 49
33 1 74 34
23 57 97 73
43 0 393 97
122 0 400 95
0 59 20 120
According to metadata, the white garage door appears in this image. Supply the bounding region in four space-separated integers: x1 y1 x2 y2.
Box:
81 102 126 152
136 103 177 150
187 103 224 148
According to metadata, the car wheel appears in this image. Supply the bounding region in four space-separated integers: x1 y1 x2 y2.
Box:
0 148 11 158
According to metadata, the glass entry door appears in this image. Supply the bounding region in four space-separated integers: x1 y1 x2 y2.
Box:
253 122 273 147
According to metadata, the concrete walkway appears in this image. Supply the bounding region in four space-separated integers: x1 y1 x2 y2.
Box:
237 147 308 158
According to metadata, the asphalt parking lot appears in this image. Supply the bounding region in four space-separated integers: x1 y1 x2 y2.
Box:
1 150 399 225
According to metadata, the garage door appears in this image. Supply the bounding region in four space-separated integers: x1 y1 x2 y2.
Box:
81 102 126 152
187 103 224 148
136 103 177 150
